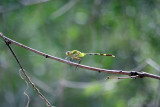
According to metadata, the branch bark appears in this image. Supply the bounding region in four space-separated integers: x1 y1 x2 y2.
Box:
0 33 160 80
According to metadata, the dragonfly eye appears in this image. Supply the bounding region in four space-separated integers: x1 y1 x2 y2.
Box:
66 51 71 56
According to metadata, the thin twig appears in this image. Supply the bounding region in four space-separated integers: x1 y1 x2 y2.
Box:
106 76 139 80
19 69 30 107
1 34 54 107
0 33 160 80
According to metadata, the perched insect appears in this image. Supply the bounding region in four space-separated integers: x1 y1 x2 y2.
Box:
65 50 115 64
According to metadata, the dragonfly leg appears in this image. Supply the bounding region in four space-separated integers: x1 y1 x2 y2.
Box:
70 57 74 62
73 57 81 63
65 57 68 60
78 59 81 64
73 57 81 71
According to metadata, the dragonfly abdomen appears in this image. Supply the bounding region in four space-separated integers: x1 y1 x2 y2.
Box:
86 53 115 57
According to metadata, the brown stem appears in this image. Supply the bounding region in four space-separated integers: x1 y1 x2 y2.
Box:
1 33 54 107
0 33 160 80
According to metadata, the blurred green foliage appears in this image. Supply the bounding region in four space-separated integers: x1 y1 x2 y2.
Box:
0 0 160 107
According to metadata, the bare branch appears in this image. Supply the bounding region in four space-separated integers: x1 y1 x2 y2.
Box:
0 33 160 80
19 69 30 107
1 33 54 107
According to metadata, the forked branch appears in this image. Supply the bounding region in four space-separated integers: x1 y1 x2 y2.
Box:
0 33 160 80
1 33 54 107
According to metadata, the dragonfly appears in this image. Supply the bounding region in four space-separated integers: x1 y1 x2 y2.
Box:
65 50 115 64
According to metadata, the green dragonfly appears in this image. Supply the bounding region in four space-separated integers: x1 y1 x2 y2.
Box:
65 50 115 64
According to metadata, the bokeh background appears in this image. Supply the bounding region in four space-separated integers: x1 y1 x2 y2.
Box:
0 0 160 107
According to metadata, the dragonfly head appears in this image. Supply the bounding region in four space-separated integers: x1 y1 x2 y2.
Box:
66 51 71 56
